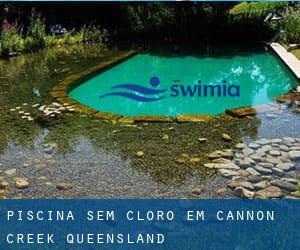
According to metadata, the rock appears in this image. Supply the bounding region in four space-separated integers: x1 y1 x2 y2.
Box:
242 148 254 156
118 117 135 124
190 157 201 164
216 188 226 195
254 181 269 190
5 169 16 176
162 134 169 140
287 171 300 179
272 168 285 177
266 114 278 119
256 138 270 145
249 143 260 149
235 143 246 149
234 153 244 159
279 145 289 152
255 186 282 199
198 138 207 143
176 114 213 123
246 167 260 176
0 181 9 189
238 158 254 169
283 137 296 144
219 169 240 177
208 152 222 160
37 176 48 182
181 153 189 159
191 187 202 195
261 175 273 181
234 187 254 199
259 163 274 169
257 145 272 154
281 178 298 185
43 154 52 159
271 138 283 144
280 157 292 163
254 165 272 175
276 163 295 171
14 178 29 189
220 150 235 159
250 154 264 162
238 169 251 177
270 180 297 192
222 133 232 142
265 157 282 165
204 163 239 170
269 150 281 156
56 182 72 191
23 163 30 168
248 175 263 183
227 180 254 190
288 151 300 160
175 158 186 164
212 158 232 164
136 151 144 158
35 163 47 170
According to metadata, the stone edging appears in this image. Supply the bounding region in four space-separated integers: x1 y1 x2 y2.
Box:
50 50 300 123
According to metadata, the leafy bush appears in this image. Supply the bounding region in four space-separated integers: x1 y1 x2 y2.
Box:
79 24 109 43
280 14 300 44
24 13 46 51
0 22 23 57
0 14 108 57
125 4 175 33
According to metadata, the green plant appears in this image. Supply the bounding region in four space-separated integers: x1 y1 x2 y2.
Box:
0 25 23 57
25 13 46 51
79 24 109 43
280 14 300 44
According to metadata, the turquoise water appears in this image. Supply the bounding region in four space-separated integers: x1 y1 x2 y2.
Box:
69 48 297 116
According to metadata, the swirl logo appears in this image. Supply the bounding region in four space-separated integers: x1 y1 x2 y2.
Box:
99 76 167 102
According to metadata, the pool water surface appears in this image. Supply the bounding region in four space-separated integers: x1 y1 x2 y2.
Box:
69 47 297 116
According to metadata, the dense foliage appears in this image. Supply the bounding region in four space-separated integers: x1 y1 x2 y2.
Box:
0 2 299 57
280 14 300 44
0 10 109 57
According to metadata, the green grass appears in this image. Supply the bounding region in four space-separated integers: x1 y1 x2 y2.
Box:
229 2 287 15
291 49 300 60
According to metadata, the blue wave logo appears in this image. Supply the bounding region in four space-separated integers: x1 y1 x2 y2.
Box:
99 76 167 102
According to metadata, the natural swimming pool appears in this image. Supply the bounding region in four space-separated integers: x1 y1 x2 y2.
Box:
1 44 300 199
69 46 298 117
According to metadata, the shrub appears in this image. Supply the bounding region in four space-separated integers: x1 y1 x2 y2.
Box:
44 35 58 47
0 22 23 57
25 13 46 51
79 24 109 43
280 14 300 44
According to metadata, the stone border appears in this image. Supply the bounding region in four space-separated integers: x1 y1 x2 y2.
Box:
50 50 300 123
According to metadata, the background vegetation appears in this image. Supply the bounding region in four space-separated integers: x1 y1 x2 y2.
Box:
0 2 299 57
